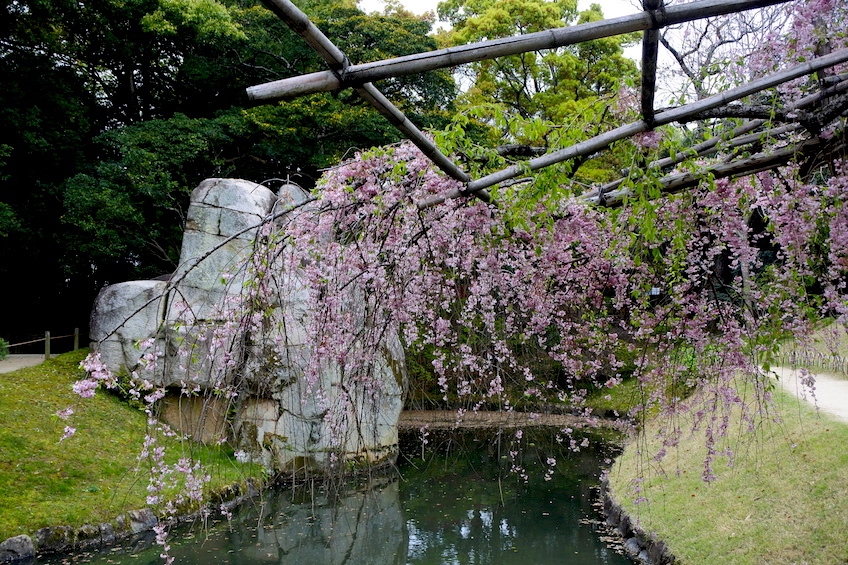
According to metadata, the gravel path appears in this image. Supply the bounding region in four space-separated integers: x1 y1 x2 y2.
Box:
0 354 45 374
772 366 848 424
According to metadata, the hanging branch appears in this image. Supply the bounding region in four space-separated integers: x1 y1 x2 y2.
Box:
247 0 792 102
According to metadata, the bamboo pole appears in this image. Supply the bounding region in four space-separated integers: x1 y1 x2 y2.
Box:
416 121 649 209
640 0 663 126
654 48 848 126
354 83 492 202
260 0 486 199
585 120 776 197
586 75 848 199
592 123 799 198
415 46 848 207
247 0 791 101
588 138 822 207
261 0 348 72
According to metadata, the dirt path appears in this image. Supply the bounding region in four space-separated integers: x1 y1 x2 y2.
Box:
0 354 45 374
772 366 848 424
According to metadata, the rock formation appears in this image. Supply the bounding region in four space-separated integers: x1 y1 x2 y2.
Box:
89 178 407 473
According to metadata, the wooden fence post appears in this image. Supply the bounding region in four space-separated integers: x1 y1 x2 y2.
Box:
44 331 50 360
74 328 79 351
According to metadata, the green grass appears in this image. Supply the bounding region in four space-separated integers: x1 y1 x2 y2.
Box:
585 377 649 418
0 350 262 540
608 382 848 564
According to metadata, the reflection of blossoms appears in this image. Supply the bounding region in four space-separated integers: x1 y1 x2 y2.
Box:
544 457 557 481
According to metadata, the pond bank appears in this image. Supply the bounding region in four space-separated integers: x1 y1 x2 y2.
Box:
604 381 848 564
0 478 266 563
6 410 633 564
24 424 631 565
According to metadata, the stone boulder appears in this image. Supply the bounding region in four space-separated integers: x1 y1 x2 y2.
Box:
89 280 168 382
90 178 407 472
0 535 34 563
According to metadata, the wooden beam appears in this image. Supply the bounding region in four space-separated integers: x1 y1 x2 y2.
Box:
247 0 792 101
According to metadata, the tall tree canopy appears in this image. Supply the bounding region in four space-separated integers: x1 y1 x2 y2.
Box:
437 0 638 121
0 0 454 346
431 0 639 191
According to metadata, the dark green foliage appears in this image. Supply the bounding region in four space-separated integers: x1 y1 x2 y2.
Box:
0 0 455 346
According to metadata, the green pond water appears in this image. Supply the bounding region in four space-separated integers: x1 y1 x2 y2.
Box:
41 428 631 565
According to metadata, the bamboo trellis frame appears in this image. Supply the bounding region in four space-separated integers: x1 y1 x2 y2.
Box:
247 0 848 209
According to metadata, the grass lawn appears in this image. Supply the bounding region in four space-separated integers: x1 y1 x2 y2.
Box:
0 350 261 540
607 381 848 564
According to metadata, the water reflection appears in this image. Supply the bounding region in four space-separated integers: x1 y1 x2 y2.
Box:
39 428 629 565
397 427 629 565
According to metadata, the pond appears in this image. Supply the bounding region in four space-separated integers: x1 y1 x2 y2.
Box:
40 427 631 565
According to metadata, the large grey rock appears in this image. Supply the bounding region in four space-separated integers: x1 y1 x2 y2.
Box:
33 526 72 554
0 535 34 563
90 178 407 473
89 280 168 381
172 178 276 321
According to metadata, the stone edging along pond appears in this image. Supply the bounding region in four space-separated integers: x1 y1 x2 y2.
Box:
0 478 265 564
599 478 677 565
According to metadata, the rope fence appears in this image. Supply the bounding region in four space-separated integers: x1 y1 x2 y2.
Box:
4 329 82 359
